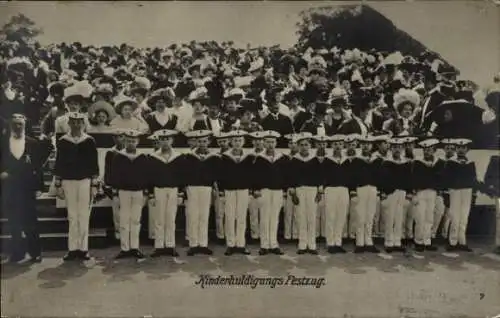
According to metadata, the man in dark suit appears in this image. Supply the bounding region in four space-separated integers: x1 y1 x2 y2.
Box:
299 101 334 136
1 114 52 263
260 95 293 147
482 155 499 254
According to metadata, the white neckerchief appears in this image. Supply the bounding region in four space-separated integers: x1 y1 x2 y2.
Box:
417 156 439 167
223 149 248 163
294 152 315 162
60 132 92 144
149 149 180 164
9 134 25 160
120 150 143 161
190 148 214 161
386 155 407 164
258 150 283 163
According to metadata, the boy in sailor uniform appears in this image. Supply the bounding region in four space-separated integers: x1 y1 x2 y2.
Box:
283 134 300 241
103 128 126 241
219 130 253 256
351 134 380 253
110 129 150 260
247 131 267 241
54 112 99 261
253 130 287 255
183 130 218 256
343 134 360 240
434 139 457 239
288 132 323 254
446 139 477 252
323 134 352 253
371 133 392 237
379 137 412 253
212 131 232 242
402 136 418 242
314 135 330 240
148 130 183 258
412 138 443 252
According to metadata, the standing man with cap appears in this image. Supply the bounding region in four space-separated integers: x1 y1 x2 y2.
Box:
1 114 52 263
148 129 182 258
435 138 457 240
288 132 323 254
323 134 352 253
103 128 126 241
402 135 418 242
247 131 267 242
109 129 150 260
446 138 477 252
183 130 218 256
379 137 412 253
212 131 232 243
253 130 287 255
218 130 253 256
54 112 99 261
351 134 380 253
344 133 360 240
412 138 442 252
313 134 330 240
283 133 300 241
371 132 392 238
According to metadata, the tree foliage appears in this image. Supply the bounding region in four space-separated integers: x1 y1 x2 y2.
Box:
0 14 43 44
296 5 447 60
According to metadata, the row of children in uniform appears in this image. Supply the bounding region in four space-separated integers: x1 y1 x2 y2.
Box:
54 112 477 261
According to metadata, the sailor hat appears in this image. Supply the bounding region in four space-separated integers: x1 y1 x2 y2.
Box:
344 134 360 143
150 129 178 140
213 131 232 140
248 131 267 140
330 134 346 142
228 129 248 138
123 129 142 138
284 133 300 143
418 138 440 148
388 137 407 145
312 135 331 142
184 129 213 139
295 132 314 142
67 112 87 120
263 130 281 139
451 138 472 146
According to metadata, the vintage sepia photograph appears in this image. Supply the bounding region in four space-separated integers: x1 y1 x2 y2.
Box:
0 1 499 317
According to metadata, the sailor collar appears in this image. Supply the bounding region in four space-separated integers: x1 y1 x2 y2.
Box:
119 150 144 161
149 149 181 164
257 151 284 163
326 154 347 164
223 149 250 163
449 156 473 164
190 148 216 160
293 152 316 162
416 156 440 166
385 156 408 164
60 132 92 145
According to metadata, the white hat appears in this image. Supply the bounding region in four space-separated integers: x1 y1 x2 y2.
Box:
184 130 212 139
440 138 455 145
295 132 313 142
112 128 127 136
312 135 331 142
11 113 26 124
452 138 472 146
263 130 281 139
330 134 345 142
67 112 87 120
388 137 407 145
228 129 248 138
114 95 138 110
150 129 178 139
123 129 142 138
358 134 377 143
248 131 267 139
419 138 440 148
134 77 151 90
344 134 360 143
284 133 299 143
403 136 418 144
64 85 84 101
373 133 392 142
213 131 232 140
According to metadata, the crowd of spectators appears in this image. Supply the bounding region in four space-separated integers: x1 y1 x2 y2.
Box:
1 40 498 147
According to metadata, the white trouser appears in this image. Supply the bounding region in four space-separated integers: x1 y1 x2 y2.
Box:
118 190 144 251
248 196 262 239
112 195 120 237
324 187 349 246
186 186 212 247
154 187 178 248
414 189 437 245
448 188 472 246
432 195 446 238
284 192 299 239
260 189 283 249
403 199 416 239
148 200 156 240
316 197 326 237
495 198 500 246
62 179 91 251
355 186 378 247
378 197 390 237
224 189 249 248
384 190 406 247
296 186 318 250
213 189 225 239
347 197 358 239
